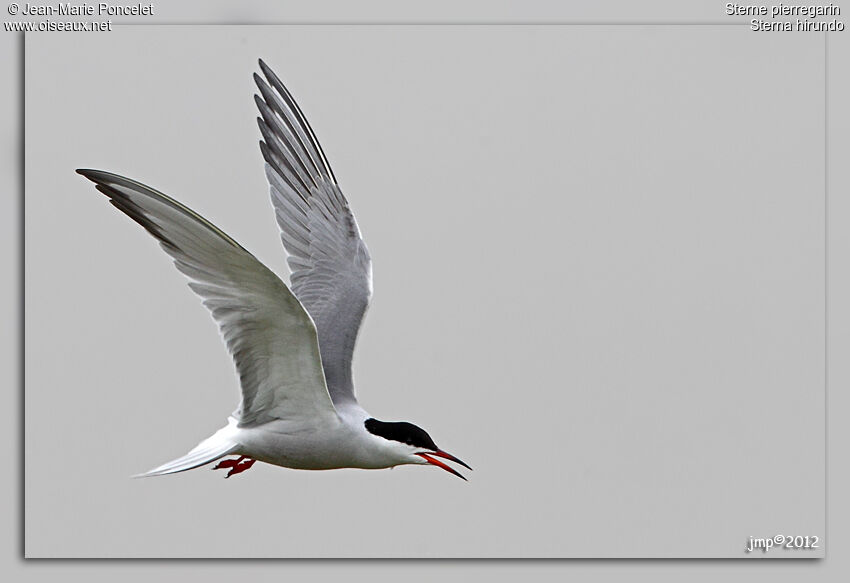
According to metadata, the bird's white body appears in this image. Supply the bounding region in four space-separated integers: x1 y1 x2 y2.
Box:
79 59 468 480
221 404 420 471
133 396 435 478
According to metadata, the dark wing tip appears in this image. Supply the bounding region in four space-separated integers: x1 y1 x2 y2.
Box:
76 168 102 181
77 168 125 188
257 60 292 105
258 140 275 167
257 58 273 79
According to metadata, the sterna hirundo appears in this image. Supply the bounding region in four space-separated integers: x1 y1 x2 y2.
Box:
77 59 470 481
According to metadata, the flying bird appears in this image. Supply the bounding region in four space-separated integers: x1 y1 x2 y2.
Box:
77 59 470 480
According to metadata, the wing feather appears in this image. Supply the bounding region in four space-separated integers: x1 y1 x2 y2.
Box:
254 60 373 405
78 169 339 428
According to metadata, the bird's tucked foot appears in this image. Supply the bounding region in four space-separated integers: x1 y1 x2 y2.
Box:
212 456 256 478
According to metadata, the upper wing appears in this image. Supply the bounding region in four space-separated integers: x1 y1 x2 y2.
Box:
254 59 372 406
77 169 339 428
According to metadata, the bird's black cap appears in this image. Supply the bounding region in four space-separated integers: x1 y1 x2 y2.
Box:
364 418 439 451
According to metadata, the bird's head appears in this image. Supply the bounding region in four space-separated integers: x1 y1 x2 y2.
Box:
364 418 471 480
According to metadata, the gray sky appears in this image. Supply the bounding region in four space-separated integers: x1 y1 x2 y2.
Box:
24 24 824 558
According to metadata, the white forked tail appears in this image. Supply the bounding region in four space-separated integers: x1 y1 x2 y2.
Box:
133 419 240 478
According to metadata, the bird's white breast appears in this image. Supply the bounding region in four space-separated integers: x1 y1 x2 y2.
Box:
233 404 406 470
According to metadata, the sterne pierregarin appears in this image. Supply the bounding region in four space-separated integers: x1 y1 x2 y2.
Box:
77 59 470 481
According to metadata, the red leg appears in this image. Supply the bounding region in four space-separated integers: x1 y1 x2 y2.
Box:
211 456 257 478
225 458 256 478
212 456 244 471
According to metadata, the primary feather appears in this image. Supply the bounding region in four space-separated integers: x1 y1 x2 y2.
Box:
255 59 373 406
76 169 339 428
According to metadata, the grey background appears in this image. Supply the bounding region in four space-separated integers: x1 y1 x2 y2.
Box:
22 24 825 558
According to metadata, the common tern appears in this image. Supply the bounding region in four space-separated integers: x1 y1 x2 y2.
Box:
77 59 470 480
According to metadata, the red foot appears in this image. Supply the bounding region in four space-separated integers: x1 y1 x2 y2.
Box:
212 456 256 478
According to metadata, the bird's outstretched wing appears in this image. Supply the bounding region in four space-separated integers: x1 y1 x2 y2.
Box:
254 59 372 406
77 169 339 428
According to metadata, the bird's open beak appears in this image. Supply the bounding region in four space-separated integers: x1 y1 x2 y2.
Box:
416 450 472 481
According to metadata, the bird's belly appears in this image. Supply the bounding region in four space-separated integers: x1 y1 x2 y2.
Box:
235 420 392 470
